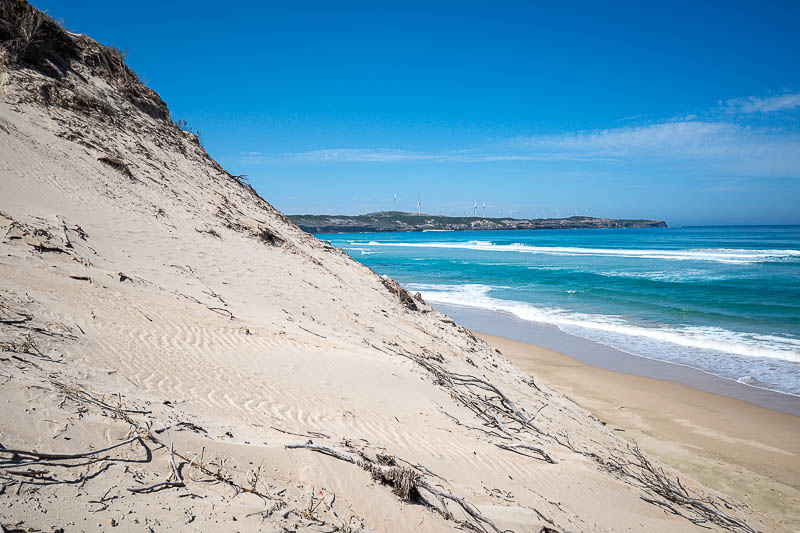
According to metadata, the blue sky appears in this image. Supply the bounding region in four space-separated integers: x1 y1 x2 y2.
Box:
35 1 800 225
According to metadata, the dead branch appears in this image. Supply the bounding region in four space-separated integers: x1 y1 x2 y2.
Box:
285 442 508 533
51 380 151 415
371 342 751 531
128 442 184 493
380 343 545 438
0 315 32 326
58 218 72 248
298 325 326 338
207 306 233 320
417 477 505 533
285 443 355 464
88 487 117 512
28 242 67 253
493 442 556 464
0 433 141 462
270 426 329 440
596 444 754 533
39 381 273 500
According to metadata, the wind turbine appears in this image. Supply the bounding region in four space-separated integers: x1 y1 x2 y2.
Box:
474 200 478 217
482 201 486 217
393 193 396 212
417 195 421 216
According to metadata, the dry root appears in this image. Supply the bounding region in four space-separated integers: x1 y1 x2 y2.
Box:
373 342 755 533
286 442 510 533
606 445 755 533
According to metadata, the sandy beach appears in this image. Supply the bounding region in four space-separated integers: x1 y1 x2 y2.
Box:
479 332 800 529
0 4 795 532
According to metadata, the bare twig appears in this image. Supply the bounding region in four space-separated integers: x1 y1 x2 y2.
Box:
285 443 355 464
493 442 556 464
298 325 326 338
270 426 329 440
128 442 185 493
0 434 141 462
595 444 754 533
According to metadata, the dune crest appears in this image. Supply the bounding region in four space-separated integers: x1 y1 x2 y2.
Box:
0 3 780 531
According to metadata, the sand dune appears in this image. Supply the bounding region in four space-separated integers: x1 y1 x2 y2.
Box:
0 4 786 532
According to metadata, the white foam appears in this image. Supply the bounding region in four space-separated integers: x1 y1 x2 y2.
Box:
354 241 800 264
406 283 800 364
598 269 730 283
345 247 377 256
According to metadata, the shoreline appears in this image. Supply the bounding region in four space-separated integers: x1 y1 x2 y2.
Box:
480 331 800 528
434 302 800 416
435 303 800 527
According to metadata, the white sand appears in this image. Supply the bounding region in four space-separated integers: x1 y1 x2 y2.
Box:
0 19 786 533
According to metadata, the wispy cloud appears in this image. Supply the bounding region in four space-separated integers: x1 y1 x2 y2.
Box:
243 148 603 164
509 120 800 177
280 148 443 162
241 92 800 178
511 121 734 157
724 92 800 114
243 149 439 163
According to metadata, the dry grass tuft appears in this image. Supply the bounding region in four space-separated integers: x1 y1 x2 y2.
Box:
0 0 77 77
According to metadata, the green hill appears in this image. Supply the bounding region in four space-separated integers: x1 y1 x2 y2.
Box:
289 211 667 233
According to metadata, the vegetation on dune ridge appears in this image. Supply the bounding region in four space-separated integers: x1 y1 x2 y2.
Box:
0 0 169 121
0 0 283 226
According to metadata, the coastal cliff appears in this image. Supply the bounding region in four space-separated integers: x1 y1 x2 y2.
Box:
290 211 667 233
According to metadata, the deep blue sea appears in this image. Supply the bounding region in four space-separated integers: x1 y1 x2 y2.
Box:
325 226 800 395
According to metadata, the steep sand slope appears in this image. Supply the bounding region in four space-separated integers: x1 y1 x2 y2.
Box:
0 6 783 532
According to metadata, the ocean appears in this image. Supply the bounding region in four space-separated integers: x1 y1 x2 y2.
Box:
324 225 800 396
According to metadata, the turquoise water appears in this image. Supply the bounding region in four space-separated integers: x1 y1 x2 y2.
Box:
325 226 800 395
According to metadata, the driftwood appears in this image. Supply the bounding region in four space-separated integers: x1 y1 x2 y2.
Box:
3 380 274 500
271 426 329 440
606 445 755 533
372 342 754 532
493 442 556 464
375 343 547 439
285 443 355 465
298 325 326 338
285 442 507 533
0 433 141 463
207 307 233 320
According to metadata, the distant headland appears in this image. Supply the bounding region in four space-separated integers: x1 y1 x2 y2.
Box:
289 211 667 233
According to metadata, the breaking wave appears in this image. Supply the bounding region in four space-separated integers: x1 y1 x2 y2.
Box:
406 283 800 366
354 240 800 264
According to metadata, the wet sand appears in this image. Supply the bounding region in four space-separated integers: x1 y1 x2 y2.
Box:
437 303 800 416
473 330 800 528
